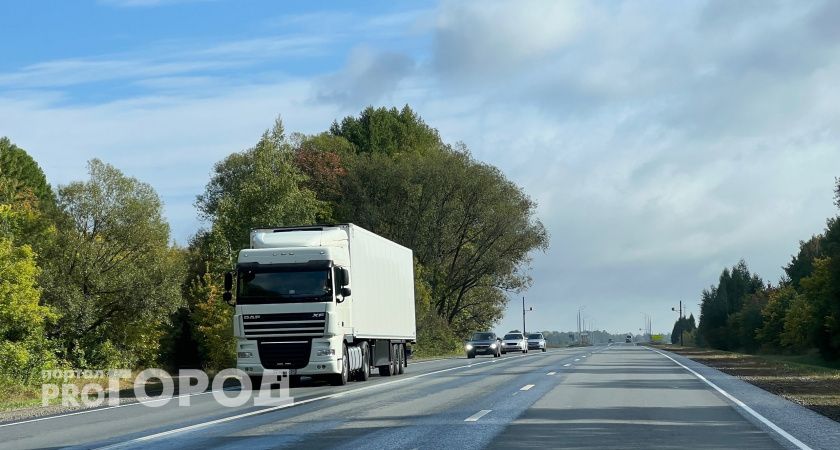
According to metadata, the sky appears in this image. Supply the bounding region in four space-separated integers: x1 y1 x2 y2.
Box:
2 0 840 336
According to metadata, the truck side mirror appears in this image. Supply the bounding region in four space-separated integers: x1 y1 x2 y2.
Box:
223 272 234 306
340 268 350 287
224 272 233 291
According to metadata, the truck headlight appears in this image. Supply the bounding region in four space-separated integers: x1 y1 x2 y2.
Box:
316 348 336 356
237 352 253 358
465 344 473 350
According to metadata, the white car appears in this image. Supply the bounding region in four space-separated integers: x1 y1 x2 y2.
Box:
527 333 547 352
501 332 528 354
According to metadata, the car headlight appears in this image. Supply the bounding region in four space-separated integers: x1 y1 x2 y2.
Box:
490 343 497 349
237 351 253 358
465 344 473 350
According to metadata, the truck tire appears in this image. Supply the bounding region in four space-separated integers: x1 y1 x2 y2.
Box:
248 374 262 391
330 344 350 386
378 344 395 377
356 342 370 381
397 344 405 375
467 351 475 359
391 344 399 375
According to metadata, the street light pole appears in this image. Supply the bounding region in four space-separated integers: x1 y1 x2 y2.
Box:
522 297 532 335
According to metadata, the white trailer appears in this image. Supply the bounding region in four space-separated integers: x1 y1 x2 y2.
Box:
224 224 415 386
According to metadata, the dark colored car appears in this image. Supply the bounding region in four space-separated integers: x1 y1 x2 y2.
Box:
465 332 502 358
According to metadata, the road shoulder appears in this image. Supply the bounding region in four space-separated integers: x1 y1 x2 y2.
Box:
652 347 840 450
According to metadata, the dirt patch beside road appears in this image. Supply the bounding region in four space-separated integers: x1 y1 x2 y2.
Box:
658 346 840 423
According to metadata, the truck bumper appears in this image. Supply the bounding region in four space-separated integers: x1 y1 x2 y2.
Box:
236 338 343 376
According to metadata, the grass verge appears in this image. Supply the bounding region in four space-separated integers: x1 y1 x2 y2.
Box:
656 345 840 423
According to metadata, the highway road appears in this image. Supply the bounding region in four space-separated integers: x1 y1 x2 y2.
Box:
1 345 839 449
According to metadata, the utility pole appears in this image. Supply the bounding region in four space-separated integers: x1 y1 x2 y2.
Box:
522 297 532 335
672 300 684 346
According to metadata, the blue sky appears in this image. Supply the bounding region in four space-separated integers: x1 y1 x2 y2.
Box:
2 0 840 335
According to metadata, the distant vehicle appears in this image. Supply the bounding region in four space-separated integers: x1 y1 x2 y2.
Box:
465 332 501 358
502 332 528 354
527 333 547 352
625 334 632 343
608 338 614 344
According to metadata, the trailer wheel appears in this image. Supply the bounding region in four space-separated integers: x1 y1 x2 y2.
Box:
378 344 395 377
391 344 399 375
330 344 349 386
356 342 370 381
397 344 405 374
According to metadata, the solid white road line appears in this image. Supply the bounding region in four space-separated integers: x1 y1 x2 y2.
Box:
96 350 559 449
520 384 535 391
464 410 492 422
649 348 812 450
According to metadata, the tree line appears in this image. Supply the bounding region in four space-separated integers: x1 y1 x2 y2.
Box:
0 106 548 384
687 185 840 360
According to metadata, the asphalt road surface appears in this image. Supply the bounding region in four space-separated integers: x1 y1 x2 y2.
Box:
2 345 839 449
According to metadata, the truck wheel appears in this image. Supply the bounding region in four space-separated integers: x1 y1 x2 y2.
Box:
397 344 405 375
357 342 371 381
391 344 399 375
378 344 395 377
248 374 262 391
330 344 349 386
467 351 475 359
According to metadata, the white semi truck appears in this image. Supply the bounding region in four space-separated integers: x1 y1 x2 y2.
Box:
223 224 416 386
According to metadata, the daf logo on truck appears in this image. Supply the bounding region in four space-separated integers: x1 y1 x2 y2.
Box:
222 224 416 387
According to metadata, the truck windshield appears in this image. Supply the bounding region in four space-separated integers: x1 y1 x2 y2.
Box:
471 333 494 341
237 269 332 304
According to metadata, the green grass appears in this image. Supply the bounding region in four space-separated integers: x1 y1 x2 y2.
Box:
0 381 43 412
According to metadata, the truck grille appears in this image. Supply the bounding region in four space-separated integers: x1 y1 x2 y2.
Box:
242 312 326 338
257 339 312 369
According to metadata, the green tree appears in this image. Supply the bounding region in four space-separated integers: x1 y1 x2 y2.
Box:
784 235 824 288
338 146 548 335
756 285 797 351
41 159 183 368
329 105 441 156
196 118 328 251
698 260 764 350
0 137 53 205
0 218 57 382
